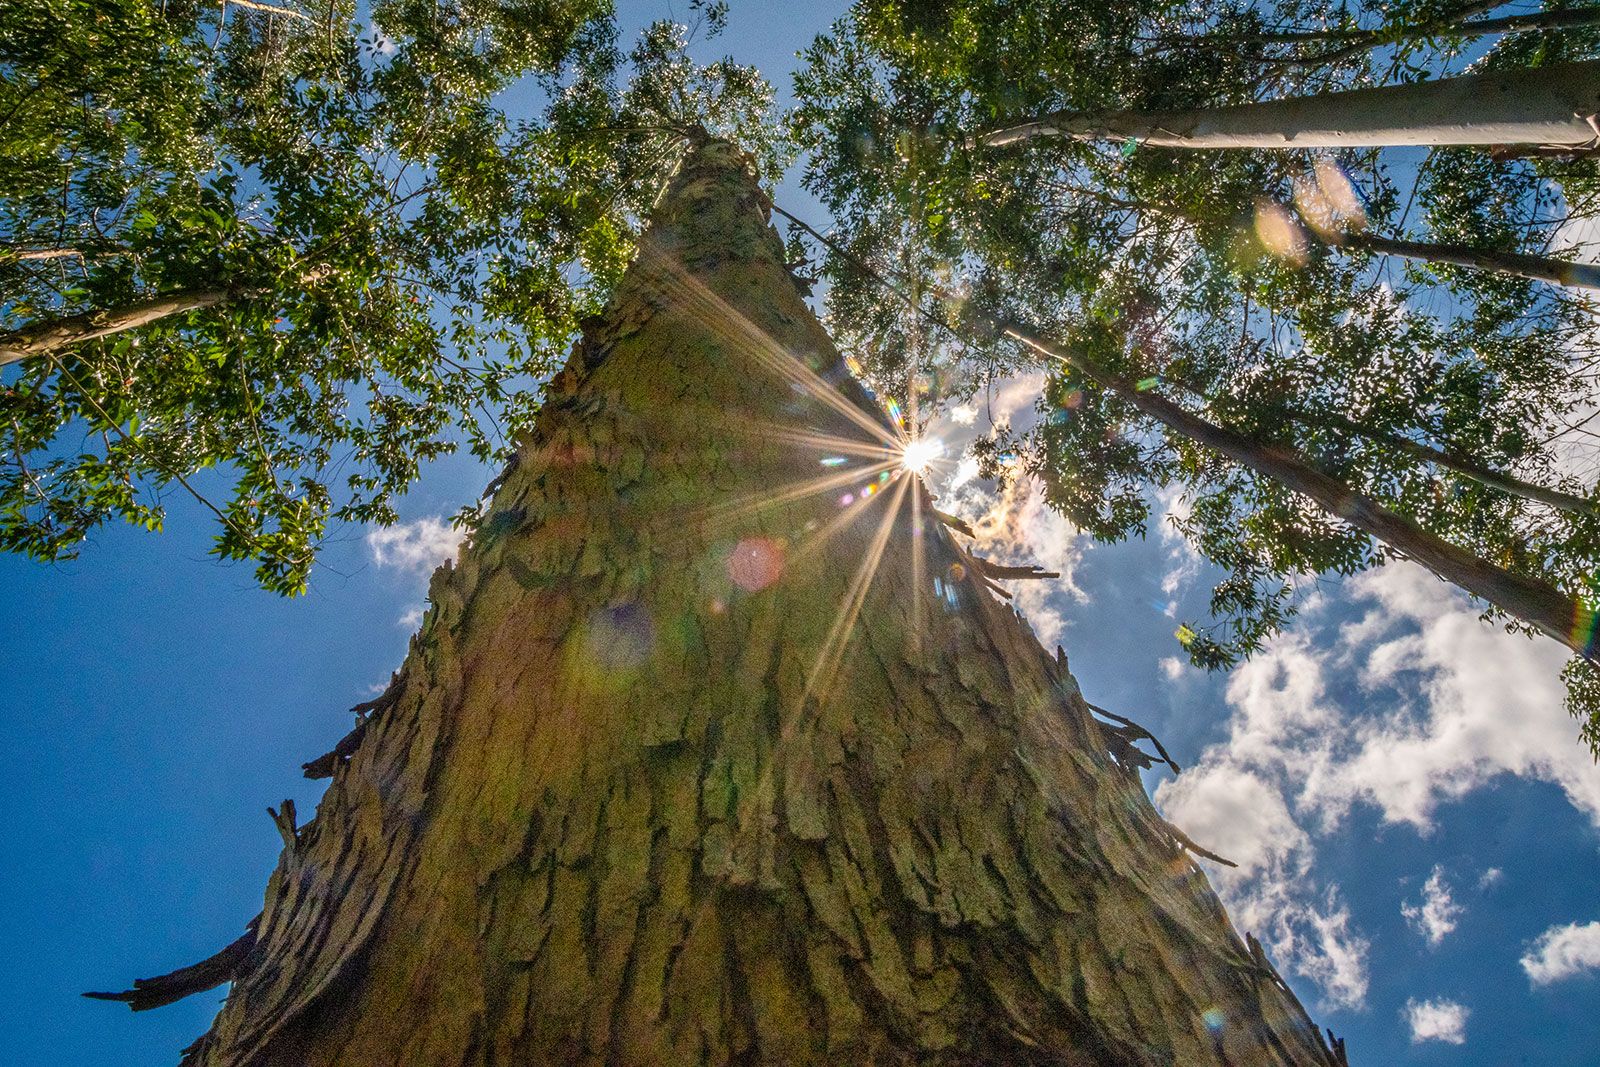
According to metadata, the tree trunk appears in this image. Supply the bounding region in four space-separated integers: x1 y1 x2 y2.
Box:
1164 0 1497 46
976 60 1600 150
0 288 232 367
1001 321 1599 661
1334 231 1600 291
104 140 1345 1065
1280 406 1599 518
1268 7 1600 71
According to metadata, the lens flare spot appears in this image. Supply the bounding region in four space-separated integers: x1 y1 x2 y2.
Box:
1254 200 1308 265
1202 1008 1226 1033
948 562 967 582
819 456 847 467
840 493 854 506
728 537 785 593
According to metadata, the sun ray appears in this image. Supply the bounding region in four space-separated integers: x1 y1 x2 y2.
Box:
679 458 902 535
639 245 905 451
803 473 912 702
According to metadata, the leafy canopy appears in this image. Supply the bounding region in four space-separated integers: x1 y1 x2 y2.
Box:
0 0 783 592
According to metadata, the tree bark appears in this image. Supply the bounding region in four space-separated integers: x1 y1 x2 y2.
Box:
0 288 233 367
1000 321 1599 661
106 140 1345 1065
1333 231 1600 291
976 60 1600 151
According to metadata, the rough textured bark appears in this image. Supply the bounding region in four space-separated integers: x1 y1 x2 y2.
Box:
976 60 1600 150
1001 321 1599 661
116 140 1344 1066
0 288 232 366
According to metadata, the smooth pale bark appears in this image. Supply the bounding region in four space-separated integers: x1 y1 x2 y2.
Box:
225 0 310 18
976 60 1600 150
0 288 232 367
1001 322 1598 661
99 140 1344 1066
1333 231 1600 291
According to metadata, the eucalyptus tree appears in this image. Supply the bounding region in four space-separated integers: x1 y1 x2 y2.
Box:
91 134 1346 1067
793 0 1600 749
0 0 766 593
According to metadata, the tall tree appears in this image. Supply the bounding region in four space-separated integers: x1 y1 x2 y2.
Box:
0 0 779 593
975 59 1600 149
793 0 1600 751
91 137 1345 1067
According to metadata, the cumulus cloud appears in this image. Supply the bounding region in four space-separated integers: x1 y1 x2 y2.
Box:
1477 868 1503 890
1155 485 1201 617
1156 559 1600 1011
1403 866 1463 947
926 372 1087 646
1521 921 1600 986
1404 998 1469 1045
1158 764 1370 1009
367 516 465 573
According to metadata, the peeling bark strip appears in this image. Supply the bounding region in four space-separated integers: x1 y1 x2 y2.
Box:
85 921 259 1012
0 288 232 366
1001 322 1599 662
127 139 1342 1065
976 60 1600 150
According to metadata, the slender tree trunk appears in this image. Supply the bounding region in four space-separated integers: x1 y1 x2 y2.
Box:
1176 0 1504 44
1270 7 1600 70
1281 406 1599 517
976 60 1600 150
1332 231 1600 291
98 140 1346 1066
0 288 232 367
1001 321 1598 661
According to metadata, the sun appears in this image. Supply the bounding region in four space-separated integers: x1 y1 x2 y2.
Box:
900 436 945 475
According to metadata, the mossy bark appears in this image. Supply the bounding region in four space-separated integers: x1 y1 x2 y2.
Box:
178 140 1338 1066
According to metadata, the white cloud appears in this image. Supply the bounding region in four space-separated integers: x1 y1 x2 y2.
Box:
1402 866 1463 947
1521 921 1600 986
1156 485 1201 611
1305 564 1600 831
926 372 1087 646
1160 656 1185 681
367 516 465 573
1477 867 1503 889
1404 998 1468 1045
1156 559 1600 1011
1156 761 1370 1010
397 606 424 629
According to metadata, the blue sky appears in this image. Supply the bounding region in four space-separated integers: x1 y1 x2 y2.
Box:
3 3 1600 1064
